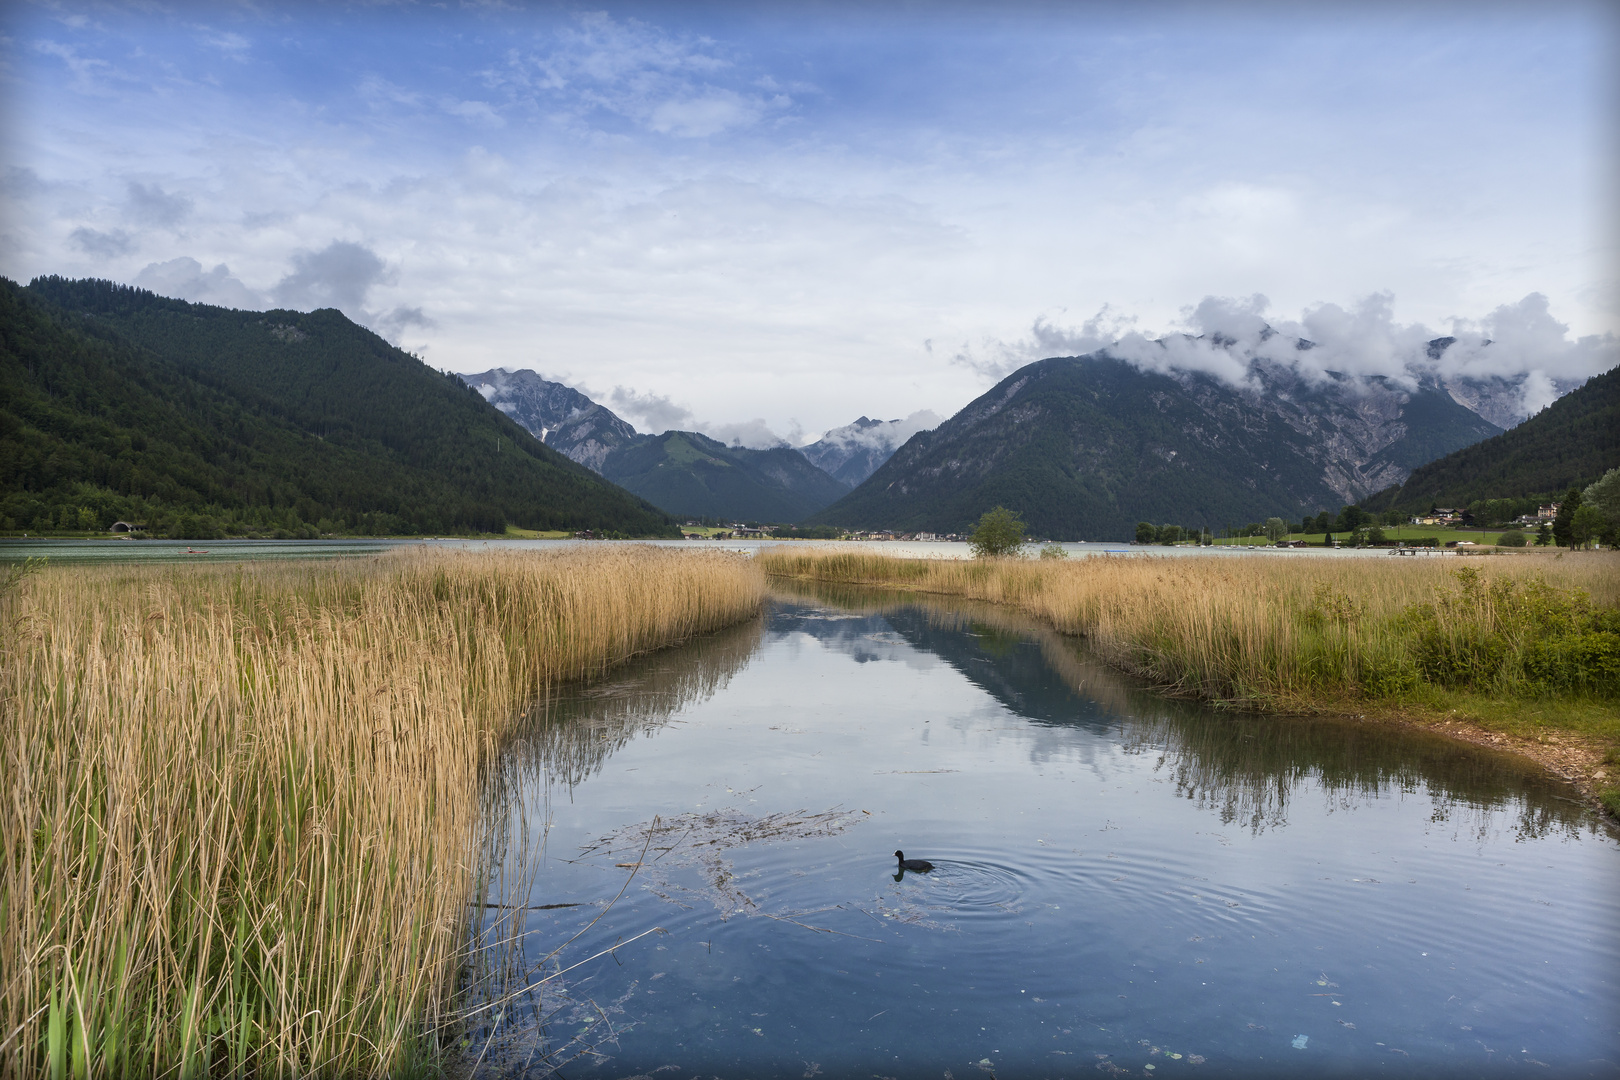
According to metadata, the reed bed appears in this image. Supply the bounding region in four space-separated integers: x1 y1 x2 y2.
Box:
1 545 763 1077
757 548 1620 711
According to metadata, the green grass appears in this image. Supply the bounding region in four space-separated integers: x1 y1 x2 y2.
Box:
504 525 574 539
1214 526 1536 547
759 549 1620 817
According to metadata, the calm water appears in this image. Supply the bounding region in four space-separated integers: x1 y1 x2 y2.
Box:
472 585 1620 1079
0 536 1454 564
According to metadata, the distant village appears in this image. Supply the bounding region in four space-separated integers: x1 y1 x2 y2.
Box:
679 522 960 541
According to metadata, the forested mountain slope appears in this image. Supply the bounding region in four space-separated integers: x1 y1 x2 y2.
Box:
2 277 679 537
1360 365 1618 513
600 430 850 522
809 353 1502 539
455 367 851 521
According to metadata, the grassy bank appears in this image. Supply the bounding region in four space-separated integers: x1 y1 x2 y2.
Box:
758 548 1620 813
1 546 764 1076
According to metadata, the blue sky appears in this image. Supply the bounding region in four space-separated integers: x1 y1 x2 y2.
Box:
2 1 1615 444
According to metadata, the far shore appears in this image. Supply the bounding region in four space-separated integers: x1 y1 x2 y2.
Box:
757 547 1620 822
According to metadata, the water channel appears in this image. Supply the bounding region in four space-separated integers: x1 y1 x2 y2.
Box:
472 583 1620 1079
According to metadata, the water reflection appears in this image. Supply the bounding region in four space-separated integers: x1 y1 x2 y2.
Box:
500 614 766 793
767 579 1597 841
472 583 1617 1079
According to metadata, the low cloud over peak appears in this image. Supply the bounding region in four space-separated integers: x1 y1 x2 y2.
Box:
128 241 429 345
961 292 1616 425
133 257 260 310
272 241 392 318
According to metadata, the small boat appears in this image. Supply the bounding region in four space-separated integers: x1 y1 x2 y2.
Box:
185 547 209 554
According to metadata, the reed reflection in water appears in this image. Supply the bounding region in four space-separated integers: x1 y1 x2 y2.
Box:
469 583 1615 1078
769 579 1596 843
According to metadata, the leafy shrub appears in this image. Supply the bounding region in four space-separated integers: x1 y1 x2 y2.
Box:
1396 567 1618 696
1413 622 1510 687
1522 631 1620 693
1496 531 1527 547
1361 654 1420 696
969 507 1026 558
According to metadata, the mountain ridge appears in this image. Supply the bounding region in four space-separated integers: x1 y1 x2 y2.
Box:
1359 365 1618 513
5 277 680 537
809 351 1502 538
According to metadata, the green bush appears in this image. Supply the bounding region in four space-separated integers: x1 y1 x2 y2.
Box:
1412 622 1510 688
1496 531 1528 547
970 506 1026 558
1522 631 1620 693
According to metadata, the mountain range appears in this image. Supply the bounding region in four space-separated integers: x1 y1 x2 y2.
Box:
805 351 1506 538
464 348 1610 537
1360 364 1618 514
461 368 895 521
2 278 679 537
7 274 1605 540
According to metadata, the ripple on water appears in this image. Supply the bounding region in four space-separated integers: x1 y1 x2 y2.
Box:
879 854 1034 928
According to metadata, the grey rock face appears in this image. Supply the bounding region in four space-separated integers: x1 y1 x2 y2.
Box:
460 368 643 471
798 413 941 487
811 352 1504 539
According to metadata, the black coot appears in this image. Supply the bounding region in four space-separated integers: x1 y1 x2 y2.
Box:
894 850 934 872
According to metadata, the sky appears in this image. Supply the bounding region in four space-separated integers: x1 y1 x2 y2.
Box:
2 0 1616 446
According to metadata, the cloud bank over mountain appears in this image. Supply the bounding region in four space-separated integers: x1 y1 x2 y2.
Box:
6 3 1611 440
961 292 1616 426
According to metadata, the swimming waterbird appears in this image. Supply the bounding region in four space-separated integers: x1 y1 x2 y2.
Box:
894 850 934 872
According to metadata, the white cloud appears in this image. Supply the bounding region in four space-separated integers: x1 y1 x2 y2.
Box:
607 386 694 432
647 90 765 138
705 418 787 449
124 181 192 227
486 11 789 138
984 292 1617 424
69 226 132 257
271 241 392 318
809 410 941 452
133 257 262 309
5 3 1613 443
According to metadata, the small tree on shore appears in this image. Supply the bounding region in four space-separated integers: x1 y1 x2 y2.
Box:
1552 487 1583 549
970 506 1027 558
1570 505 1606 549
1135 521 1156 544
1584 467 1620 541
1264 517 1287 542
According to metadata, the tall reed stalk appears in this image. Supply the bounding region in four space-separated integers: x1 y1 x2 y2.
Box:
1 546 763 1077
757 549 1620 708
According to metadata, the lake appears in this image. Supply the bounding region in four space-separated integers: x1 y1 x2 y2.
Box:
0 536 1466 564
470 583 1620 1079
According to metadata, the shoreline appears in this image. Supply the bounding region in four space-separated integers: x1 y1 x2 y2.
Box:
1275 700 1614 821
763 566 1620 824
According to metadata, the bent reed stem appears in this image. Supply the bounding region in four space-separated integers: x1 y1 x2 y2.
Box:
1 545 764 1077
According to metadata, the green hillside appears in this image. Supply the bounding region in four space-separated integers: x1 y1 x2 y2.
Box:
602 430 850 522
809 354 1500 540
1 277 679 537
1360 366 1618 514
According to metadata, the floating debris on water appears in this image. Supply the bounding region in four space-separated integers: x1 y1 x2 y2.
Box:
579 807 865 922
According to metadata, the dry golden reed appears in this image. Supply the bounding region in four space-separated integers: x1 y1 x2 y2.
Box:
758 547 1620 707
1 545 763 1077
